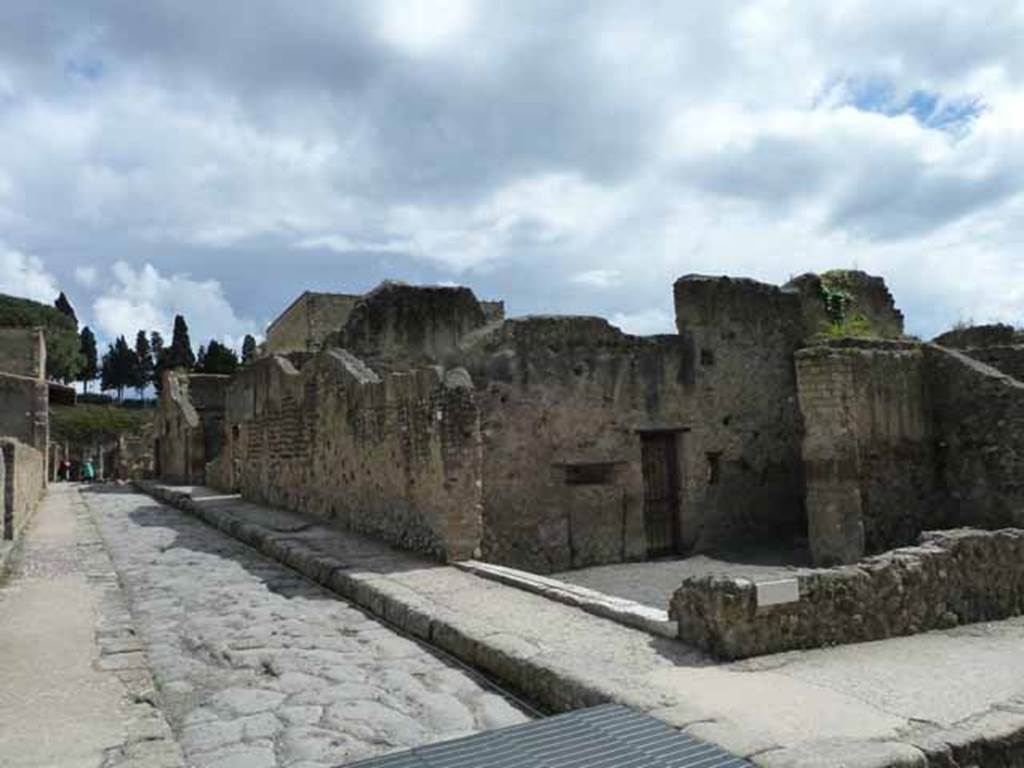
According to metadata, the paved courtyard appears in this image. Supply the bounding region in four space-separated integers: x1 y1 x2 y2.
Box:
554 545 811 609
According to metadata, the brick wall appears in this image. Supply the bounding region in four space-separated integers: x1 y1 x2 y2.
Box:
222 350 483 561
796 341 934 565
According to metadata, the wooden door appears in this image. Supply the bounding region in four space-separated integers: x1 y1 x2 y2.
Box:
641 433 680 557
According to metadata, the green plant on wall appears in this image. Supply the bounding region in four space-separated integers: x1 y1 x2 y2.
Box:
816 271 877 339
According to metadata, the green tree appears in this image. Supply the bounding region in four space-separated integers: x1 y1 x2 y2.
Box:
100 336 137 402
133 330 154 397
78 326 99 392
195 339 238 375
241 334 257 365
0 293 82 382
54 292 78 326
150 331 166 393
166 314 195 370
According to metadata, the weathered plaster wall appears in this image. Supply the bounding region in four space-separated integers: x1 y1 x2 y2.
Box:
673 275 807 551
797 341 934 565
671 527 1024 659
0 327 45 380
0 372 48 451
2 438 45 540
928 345 1024 530
459 276 807 574
460 316 686 572
222 351 483 561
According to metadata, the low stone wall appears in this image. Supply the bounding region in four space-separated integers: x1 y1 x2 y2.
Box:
670 527 1024 659
2 438 45 540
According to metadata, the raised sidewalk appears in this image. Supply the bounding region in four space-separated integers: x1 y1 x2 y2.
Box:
138 482 1024 768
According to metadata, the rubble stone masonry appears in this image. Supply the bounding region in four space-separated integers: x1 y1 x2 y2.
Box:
671 527 1024 659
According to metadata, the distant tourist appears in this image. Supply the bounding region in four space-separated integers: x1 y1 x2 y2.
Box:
82 458 95 483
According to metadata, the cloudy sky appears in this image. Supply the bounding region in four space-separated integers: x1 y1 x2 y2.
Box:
1 1 1023 348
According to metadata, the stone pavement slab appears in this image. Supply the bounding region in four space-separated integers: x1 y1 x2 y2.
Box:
83 484 529 768
140 482 1024 767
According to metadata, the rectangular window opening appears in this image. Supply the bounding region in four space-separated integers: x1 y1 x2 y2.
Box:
563 462 617 486
706 452 722 485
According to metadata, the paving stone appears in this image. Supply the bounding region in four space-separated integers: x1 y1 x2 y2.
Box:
86 488 531 767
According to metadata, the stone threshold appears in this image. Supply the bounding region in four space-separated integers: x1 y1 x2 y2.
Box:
134 482 1024 768
454 559 677 638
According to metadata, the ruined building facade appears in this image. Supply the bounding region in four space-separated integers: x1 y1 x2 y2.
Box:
0 327 50 542
155 272 1024 573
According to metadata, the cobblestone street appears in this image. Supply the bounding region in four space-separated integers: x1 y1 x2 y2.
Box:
81 485 529 768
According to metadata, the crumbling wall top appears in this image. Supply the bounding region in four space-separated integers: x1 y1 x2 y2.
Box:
340 280 487 363
784 270 905 341
933 323 1022 349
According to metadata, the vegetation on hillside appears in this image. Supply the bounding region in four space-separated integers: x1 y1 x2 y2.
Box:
50 403 152 446
0 293 83 382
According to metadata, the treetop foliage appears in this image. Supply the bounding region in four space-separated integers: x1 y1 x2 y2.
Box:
0 293 82 382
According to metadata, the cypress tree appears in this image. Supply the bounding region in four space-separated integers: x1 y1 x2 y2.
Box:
133 330 154 397
78 326 99 392
166 314 195 370
241 334 257 365
54 292 78 326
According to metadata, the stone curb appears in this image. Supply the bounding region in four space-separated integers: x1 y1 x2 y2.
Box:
134 482 614 716
134 482 1024 768
453 559 677 638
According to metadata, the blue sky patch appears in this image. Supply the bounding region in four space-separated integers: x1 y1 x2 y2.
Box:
829 75 984 133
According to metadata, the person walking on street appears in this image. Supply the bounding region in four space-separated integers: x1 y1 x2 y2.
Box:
82 458 95 483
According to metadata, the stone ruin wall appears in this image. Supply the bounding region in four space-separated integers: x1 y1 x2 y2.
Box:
1 438 45 541
796 341 935 565
927 345 1024 530
673 276 807 551
341 282 487 365
671 527 1024 660
218 350 483 561
155 371 210 484
460 316 686 572
0 372 48 452
0 326 46 380
456 275 809 574
784 271 905 341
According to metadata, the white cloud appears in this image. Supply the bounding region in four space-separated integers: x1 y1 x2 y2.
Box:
74 265 98 287
0 243 59 302
0 2 1024 342
570 269 622 288
368 0 477 55
610 308 676 336
92 261 256 347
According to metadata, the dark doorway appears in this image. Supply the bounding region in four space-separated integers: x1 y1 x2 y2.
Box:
640 432 681 557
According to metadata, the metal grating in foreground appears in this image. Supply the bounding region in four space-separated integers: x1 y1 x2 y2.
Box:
341 703 751 768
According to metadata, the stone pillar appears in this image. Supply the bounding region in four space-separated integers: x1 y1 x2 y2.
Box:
796 349 866 565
